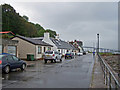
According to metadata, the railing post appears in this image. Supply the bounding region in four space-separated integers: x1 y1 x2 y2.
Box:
115 82 118 90
106 68 108 86
109 72 111 90
104 64 106 84
98 54 120 89
105 67 108 86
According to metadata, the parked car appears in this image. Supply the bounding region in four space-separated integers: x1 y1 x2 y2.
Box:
83 51 86 55
86 51 88 54
77 52 83 56
65 52 74 59
44 51 62 63
0 53 26 74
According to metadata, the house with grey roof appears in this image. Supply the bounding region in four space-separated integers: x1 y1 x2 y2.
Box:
32 32 77 55
69 40 84 53
12 35 53 60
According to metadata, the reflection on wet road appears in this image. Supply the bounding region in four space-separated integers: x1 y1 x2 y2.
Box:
2 54 94 88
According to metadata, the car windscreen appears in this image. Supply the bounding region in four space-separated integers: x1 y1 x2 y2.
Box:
66 52 71 54
45 51 53 54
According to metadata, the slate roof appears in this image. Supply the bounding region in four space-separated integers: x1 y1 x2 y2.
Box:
13 35 53 47
0 39 18 45
50 38 72 49
69 43 78 50
76 41 83 47
32 37 77 50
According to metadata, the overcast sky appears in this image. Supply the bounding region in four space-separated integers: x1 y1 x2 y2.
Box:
1 0 118 50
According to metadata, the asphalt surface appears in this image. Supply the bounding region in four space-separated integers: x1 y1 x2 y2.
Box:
2 54 94 88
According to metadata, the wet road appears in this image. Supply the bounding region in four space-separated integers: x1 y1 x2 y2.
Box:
2 54 94 88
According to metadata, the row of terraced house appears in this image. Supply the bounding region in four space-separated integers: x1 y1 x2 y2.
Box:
1 32 84 60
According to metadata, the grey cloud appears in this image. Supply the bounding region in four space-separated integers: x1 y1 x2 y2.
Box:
9 2 118 49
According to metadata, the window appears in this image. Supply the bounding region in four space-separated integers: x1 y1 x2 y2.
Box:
56 41 61 46
1 56 7 63
45 51 53 54
55 51 58 54
0 55 4 60
12 56 19 61
38 46 42 54
48 47 51 51
7 55 14 62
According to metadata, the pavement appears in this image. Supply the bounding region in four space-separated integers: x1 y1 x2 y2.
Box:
2 54 94 88
90 55 107 88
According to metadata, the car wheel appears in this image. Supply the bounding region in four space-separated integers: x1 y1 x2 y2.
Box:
21 64 26 70
60 59 62 62
44 59 47 64
54 59 56 63
65 57 67 59
4 66 10 74
51 60 53 63
56 57 58 60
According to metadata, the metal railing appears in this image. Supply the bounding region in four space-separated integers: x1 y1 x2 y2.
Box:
98 54 120 89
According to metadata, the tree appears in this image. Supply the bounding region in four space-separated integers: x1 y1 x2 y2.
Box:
2 4 57 38
37 29 46 37
35 23 44 31
23 15 29 21
46 29 57 38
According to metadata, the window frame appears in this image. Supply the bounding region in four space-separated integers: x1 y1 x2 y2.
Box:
48 47 51 51
12 55 19 61
38 46 42 54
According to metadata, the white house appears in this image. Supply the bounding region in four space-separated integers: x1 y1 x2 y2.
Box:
32 32 76 55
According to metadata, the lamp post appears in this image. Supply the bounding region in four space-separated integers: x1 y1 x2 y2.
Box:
97 34 99 54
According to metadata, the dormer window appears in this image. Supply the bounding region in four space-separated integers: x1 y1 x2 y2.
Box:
56 41 61 46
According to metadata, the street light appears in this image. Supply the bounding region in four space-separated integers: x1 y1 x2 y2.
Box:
97 34 99 54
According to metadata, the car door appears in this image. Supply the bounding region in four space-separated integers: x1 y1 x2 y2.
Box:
7 55 16 69
12 55 22 68
1 56 8 68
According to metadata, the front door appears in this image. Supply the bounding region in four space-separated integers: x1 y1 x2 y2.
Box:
44 47 46 52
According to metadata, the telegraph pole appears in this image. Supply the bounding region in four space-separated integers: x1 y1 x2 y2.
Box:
97 34 99 54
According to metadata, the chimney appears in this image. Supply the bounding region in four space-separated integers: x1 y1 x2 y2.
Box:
44 32 50 39
74 40 77 42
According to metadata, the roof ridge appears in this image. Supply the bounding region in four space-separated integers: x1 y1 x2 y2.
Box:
13 35 53 47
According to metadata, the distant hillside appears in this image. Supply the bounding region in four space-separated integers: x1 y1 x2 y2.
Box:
2 4 57 38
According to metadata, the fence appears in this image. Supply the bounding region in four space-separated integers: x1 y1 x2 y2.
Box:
98 54 120 89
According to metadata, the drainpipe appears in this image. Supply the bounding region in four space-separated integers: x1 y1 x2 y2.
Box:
35 45 36 60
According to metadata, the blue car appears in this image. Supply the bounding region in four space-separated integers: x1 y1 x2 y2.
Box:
0 53 26 74
65 52 74 59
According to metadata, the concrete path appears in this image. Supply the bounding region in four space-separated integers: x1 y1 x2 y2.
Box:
90 55 107 88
